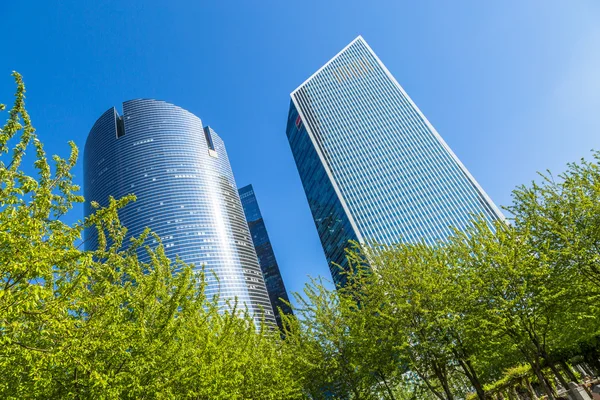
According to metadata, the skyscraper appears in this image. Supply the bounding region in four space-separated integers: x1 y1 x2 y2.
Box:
84 99 275 325
286 36 503 285
238 184 292 330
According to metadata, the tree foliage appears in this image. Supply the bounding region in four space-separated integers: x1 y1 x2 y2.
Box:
0 73 303 399
283 156 600 399
2 73 599 399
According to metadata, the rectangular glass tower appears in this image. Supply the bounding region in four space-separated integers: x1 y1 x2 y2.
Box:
239 184 292 330
286 36 503 285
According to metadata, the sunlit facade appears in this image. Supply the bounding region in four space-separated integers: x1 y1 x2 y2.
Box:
286 36 503 285
84 99 275 325
238 184 292 330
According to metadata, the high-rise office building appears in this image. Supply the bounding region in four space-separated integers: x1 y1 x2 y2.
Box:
238 184 292 330
84 99 275 325
286 36 503 285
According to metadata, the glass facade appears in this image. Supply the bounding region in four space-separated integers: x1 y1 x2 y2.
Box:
84 99 275 325
238 184 292 330
286 36 504 286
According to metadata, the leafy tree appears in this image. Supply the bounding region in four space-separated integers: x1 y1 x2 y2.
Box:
282 261 406 400
0 73 303 399
3 71 599 400
448 216 599 399
286 153 600 399
508 154 600 289
284 242 489 400
356 240 496 400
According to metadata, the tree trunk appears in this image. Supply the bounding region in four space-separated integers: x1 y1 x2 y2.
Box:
531 364 555 400
548 362 569 392
519 340 555 399
541 371 556 400
432 361 454 400
523 376 538 400
506 386 517 400
377 370 397 400
560 360 578 382
584 350 600 376
511 385 521 400
578 362 593 378
411 362 446 400
456 355 486 400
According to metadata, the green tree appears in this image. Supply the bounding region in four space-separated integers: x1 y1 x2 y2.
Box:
358 241 496 400
282 261 407 400
449 216 599 399
4 71 599 399
509 154 600 289
0 73 303 399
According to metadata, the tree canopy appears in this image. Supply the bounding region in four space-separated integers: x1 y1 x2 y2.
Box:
0 73 303 399
1 73 599 399
282 157 600 399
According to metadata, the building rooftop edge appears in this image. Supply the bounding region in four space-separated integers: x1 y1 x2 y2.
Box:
290 35 365 98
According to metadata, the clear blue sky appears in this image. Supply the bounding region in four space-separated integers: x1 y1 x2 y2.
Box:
3 1 600 298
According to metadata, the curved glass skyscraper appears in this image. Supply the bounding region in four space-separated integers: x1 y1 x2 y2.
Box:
84 99 275 324
286 36 504 285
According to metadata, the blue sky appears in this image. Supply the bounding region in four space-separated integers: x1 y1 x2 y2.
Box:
3 1 600 298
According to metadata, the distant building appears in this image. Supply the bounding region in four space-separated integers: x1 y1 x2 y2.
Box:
286 36 503 286
239 184 292 330
84 99 275 325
